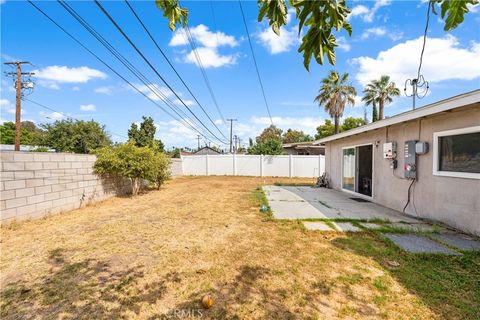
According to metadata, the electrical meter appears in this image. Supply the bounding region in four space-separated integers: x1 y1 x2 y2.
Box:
404 140 417 179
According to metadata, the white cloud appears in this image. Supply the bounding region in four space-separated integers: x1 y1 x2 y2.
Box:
169 25 239 69
33 65 107 83
184 47 237 68
0 98 11 107
80 104 96 111
72 86 80 91
39 111 65 121
353 35 480 87
251 116 323 130
467 3 479 13
94 86 114 95
169 24 238 48
37 80 61 90
337 36 351 52
349 0 392 23
133 83 195 106
361 27 403 41
257 9 300 54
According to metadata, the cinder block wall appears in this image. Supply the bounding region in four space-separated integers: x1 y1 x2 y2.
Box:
0 151 132 224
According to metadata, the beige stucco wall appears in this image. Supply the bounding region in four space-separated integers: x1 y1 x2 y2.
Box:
324 104 480 235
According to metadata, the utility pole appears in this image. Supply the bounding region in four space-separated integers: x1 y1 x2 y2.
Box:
4 61 34 151
226 118 237 153
196 135 201 150
233 135 238 153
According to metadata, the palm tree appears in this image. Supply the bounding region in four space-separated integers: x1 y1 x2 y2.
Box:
314 71 357 134
361 82 379 122
362 75 400 121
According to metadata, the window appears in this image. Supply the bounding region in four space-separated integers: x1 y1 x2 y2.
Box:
433 126 480 179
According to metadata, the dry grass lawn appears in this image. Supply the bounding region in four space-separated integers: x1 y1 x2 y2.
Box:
1 176 478 319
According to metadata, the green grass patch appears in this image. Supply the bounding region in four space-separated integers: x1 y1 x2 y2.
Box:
252 187 273 221
332 232 480 320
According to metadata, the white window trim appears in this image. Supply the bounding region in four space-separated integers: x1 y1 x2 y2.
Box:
432 126 480 180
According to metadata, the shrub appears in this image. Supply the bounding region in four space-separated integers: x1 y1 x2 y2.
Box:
93 142 170 195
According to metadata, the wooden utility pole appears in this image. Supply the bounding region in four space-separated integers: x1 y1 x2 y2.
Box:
4 61 34 151
226 118 237 153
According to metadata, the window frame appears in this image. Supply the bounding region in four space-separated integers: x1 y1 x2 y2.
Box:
432 126 480 179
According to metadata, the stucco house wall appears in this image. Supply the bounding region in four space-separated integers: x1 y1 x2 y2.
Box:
324 104 480 235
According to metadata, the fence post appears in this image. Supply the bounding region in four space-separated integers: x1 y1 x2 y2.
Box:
233 153 236 176
260 155 264 177
206 154 209 176
289 154 293 178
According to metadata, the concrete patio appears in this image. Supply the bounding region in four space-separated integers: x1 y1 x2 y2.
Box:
263 185 420 223
262 185 480 254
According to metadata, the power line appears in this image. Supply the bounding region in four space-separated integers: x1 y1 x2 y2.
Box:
184 25 227 128
124 0 228 141
56 0 208 141
93 0 228 145
57 0 221 145
39 0 219 145
26 0 217 144
238 1 273 125
23 98 129 139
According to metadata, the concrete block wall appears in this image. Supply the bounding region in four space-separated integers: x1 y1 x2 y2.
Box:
0 151 132 224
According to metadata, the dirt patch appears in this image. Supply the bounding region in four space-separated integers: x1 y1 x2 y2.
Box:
0 176 468 319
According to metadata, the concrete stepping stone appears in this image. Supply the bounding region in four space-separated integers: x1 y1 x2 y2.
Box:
431 233 480 251
269 201 327 220
384 234 460 255
333 222 362 232
303 221 334 231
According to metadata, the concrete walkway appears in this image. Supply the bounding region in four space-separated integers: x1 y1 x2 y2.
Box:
263 185 419 223
263 185 480 254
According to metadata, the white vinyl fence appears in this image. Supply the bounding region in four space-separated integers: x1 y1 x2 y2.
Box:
181 154 325 178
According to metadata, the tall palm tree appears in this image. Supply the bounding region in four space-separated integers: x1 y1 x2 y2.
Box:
362 75 400 121
361 82 379 122
314 71 357 134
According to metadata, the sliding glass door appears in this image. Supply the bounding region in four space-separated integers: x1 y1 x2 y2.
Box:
342 148 356 192
342 145 373 197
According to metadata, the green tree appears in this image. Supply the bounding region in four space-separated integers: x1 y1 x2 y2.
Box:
282 129 312 143
155 0 476 70
128 116 165 152
41 119 111 154
94 142 170 195
256 125 283 143
248 139 283 155
0 121 44 145
362 75 400 121
341 117 366 131
315 119 336 139
314 71 356 134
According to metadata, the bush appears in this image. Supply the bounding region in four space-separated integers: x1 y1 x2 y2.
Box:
93 142 171 195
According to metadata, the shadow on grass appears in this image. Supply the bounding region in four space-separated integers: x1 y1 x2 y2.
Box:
1 248 169 319
331 232 480 320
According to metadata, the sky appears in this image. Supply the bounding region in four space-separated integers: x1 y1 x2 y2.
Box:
1 0 479 150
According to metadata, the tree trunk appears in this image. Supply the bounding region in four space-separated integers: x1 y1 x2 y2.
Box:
379 99 384 120
131 178 140 196
372 101 378 122
334 115 340 134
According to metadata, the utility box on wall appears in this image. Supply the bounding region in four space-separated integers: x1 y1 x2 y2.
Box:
404 140 417 179
383 142 396 159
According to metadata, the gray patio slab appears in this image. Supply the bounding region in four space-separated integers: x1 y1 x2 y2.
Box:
333 222 362 232
303 221 334 231
266 186 421 223
431 233 480 251
384 234 460 255
269 200 327 219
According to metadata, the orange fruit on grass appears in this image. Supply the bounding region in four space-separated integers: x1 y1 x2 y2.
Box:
201 295 214 309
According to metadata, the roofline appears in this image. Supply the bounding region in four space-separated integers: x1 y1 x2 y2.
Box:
313 89 480 144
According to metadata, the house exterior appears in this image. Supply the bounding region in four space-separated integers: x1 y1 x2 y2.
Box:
313 90 480 236
283 142 325 155
194 146 222 155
